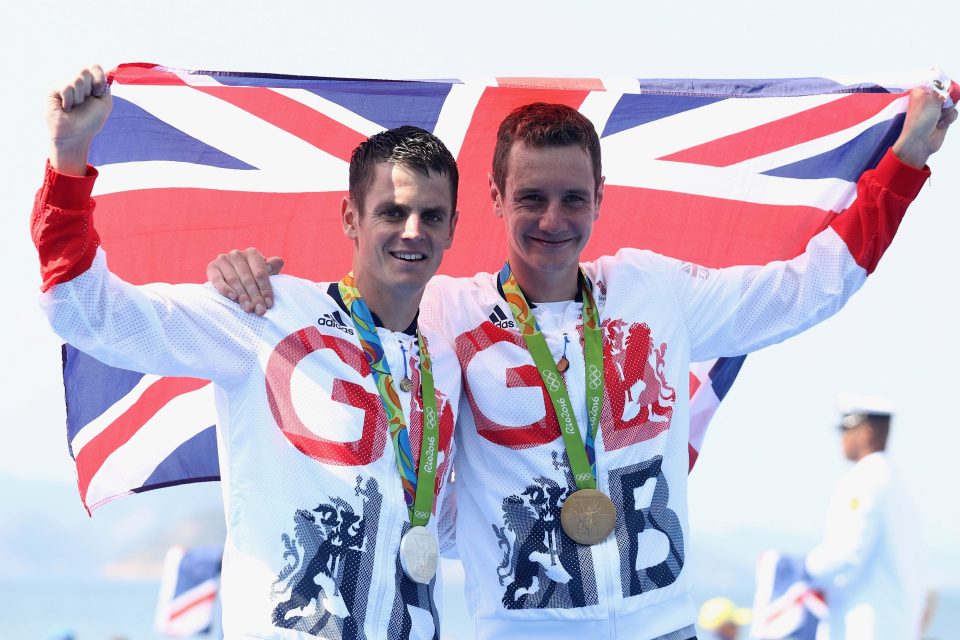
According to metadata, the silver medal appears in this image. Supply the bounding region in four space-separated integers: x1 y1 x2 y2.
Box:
399 525 439 584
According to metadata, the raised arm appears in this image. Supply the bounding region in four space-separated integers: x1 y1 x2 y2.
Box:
34 65 113 291
47 64 112 176
34 66 259 384
668 85 954 361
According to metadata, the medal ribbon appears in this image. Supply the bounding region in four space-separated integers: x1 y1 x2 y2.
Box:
339 273 440 527
498 262 605 490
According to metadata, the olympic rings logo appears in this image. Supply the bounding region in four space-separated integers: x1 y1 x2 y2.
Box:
424 407 438 430
542 369 562 393
588 364 603 390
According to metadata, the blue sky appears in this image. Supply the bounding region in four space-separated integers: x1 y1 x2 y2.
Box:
3 0 958 604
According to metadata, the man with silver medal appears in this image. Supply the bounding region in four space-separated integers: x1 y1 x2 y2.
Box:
34 64 463 638
337 272 444 583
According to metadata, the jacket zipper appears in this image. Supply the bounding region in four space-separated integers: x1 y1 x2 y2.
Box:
595 453 619 639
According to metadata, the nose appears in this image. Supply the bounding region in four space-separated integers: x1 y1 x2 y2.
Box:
538 200 565 234
401 213 423 240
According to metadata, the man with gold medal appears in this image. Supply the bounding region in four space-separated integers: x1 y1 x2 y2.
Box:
499 262 615 546
210 92 955 639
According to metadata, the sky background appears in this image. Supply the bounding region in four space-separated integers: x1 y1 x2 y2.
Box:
2 0 959 636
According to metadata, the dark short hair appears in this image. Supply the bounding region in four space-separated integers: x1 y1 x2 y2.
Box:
349 125 459 213
492 102 602 194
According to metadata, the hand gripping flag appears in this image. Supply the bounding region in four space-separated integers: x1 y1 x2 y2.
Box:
154 545 224 637
63 63 958 513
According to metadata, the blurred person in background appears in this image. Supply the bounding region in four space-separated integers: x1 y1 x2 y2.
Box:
804 395 926 639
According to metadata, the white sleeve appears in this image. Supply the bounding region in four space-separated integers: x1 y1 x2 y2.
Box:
40 249 260 386
804 482 886 588
663 226 868 361
640 151 924 361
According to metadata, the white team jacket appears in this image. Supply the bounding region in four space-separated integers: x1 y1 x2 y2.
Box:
419 150 927 640
806 452 926 639
39 249 461 638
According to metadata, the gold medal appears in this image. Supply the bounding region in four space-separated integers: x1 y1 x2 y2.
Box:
556 356 569 373
399 377 413 393
560 488 617 545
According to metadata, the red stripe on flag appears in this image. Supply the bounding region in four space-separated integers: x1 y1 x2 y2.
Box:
170 588 218 621
589 185 835 267
495 78 606 91
688 443 699 472
660 93 902 167
111 63 195 86
111 64 368 161
688 370 702 397
94 189 348 285
452 86 591 275
195 86 367 162
76 376 211 508
763 587 821 625
95 183 839 288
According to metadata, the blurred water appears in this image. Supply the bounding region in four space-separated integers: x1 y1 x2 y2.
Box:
0 559 474 640
0 575 954 639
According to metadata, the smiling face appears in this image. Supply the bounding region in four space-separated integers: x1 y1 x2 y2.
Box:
490 142 603 301
342 161 458 308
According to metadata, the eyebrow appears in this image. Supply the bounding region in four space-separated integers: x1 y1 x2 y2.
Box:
371 202 450 219
514 186 592 197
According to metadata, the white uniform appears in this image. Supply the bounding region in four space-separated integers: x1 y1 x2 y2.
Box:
806 452 926 639
420 150 928 640
34 166 461 640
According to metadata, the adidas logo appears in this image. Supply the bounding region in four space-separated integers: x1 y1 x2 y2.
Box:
318 311 355 335
488 307 516 330
680 262 711 280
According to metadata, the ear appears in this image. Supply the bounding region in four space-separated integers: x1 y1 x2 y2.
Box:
341 196 359 240
488 173 504 218
594 175 605 221
444 209 460 249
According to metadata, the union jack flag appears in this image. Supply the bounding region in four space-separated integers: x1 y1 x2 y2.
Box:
750 550 827 639
65 63 957 512
154 545 224 637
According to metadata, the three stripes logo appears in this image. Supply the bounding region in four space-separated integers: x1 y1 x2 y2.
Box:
317 310 356 335
680 262 711 280
489 307 516 330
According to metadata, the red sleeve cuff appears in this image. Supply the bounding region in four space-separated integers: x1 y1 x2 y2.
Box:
43 161 99 210
874 150 929 201
32 161 101 291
